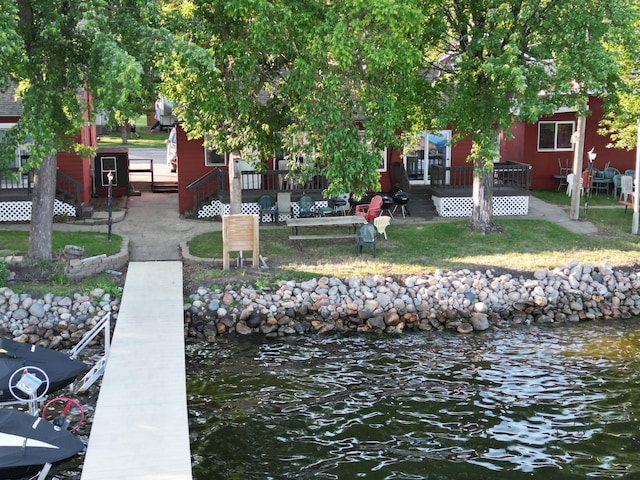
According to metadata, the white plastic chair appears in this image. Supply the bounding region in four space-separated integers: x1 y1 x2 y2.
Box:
565 173 583 197
373 216 391 240
620 175 633 201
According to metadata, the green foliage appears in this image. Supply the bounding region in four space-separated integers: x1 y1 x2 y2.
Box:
93 278 123 299
160 0 425 199
0 0 164 260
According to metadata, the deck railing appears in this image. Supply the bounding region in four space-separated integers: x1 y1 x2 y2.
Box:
186 168 225 215
0 168 33 192
56 170 83 206
187 168 329 215
430 161 531 191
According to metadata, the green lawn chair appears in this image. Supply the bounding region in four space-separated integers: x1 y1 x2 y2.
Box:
297 195 317 218
258 194 279 223
355 223 377 257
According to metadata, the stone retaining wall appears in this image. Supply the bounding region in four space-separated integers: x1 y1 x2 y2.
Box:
65 236 129 279
184 261 640 339
2 260 639 350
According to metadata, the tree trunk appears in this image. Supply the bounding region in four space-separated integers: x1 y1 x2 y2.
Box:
468 157 502 233
28 153 57 260
121 122 128 144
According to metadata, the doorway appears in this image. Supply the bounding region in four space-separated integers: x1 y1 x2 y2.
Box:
404 130 451 185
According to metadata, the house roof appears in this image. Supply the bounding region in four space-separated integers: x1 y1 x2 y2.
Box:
0 82 22 117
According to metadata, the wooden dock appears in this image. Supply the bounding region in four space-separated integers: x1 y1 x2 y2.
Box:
80 261 192 480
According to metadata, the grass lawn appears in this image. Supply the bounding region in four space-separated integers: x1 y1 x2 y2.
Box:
97 116 169 149
3 189 639 292
0 232 123 296
187 210 640 285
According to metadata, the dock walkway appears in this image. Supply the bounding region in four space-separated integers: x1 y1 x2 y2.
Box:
80 261 192 480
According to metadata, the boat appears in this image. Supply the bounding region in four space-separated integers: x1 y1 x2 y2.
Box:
0 407 85 479
0 338 87 403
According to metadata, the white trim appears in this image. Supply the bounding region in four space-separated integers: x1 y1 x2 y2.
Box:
203 134 227 166
377 147 388 172
537 121 575 152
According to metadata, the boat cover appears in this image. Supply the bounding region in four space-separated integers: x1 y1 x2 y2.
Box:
0 408 84 478
0 338 87 403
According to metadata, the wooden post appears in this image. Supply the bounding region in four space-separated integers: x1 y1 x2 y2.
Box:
229 156 242 215
633 119 640 234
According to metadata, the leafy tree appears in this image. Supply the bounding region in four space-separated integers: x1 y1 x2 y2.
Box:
418 0 639 233
0 0 163 260
160 0 425 199
600 4 640 150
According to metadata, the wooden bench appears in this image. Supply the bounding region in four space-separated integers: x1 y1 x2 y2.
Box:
289 234 357 241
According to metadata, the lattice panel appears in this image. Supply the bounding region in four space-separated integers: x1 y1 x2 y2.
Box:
433 196 529 217
0 199 76 222
199 199 329 223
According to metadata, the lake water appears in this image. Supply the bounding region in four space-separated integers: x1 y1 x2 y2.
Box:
187 321 640 480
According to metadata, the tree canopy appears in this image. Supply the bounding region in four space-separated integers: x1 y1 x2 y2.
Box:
160 0 425 199
0 0 164 259
417 0 639 232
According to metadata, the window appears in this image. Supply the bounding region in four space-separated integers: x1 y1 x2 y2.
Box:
359 131 387 172
203 134 227 166
0 123 30 168
538 121 575 151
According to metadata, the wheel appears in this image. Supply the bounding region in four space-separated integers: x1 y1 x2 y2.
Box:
8 366 50 402
42 397 86 433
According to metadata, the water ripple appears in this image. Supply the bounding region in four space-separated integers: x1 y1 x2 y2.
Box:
188 321 640 479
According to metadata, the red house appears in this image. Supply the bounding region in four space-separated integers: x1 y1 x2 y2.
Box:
502 96 637 190
0 84 96 221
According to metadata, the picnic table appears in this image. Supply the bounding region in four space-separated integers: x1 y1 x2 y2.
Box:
286 215 367 241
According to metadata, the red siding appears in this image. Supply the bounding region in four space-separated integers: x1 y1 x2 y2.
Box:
522 97 636 190
57 122 96 205
176 126 217 214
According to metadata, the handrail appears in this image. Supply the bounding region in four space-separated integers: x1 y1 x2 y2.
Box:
186 168 224 216
56 169 83 206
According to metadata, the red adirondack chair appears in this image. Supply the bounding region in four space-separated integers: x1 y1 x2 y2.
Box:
355 195 383 222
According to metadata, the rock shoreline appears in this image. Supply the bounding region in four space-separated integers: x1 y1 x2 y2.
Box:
185 260 640 340
2 260 640 348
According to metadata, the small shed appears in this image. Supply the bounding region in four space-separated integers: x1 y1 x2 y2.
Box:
94 147 129 197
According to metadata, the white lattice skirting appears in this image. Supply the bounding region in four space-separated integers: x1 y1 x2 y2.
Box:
198 199 330 223
433 196 529 217
0 199 77 222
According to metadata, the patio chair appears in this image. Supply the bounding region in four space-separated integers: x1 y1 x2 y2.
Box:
620 175 633 202
297 195 317 218
330 193 351 215
612 174 622 199
355 195 383 222
355 223 377 257
373 216 391 240
257 194 279 223
566 173 583 197
277 192 292 220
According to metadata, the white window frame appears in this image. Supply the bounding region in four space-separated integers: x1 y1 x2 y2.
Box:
359 131 387 172
537 121 575 152
203 134 228 166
